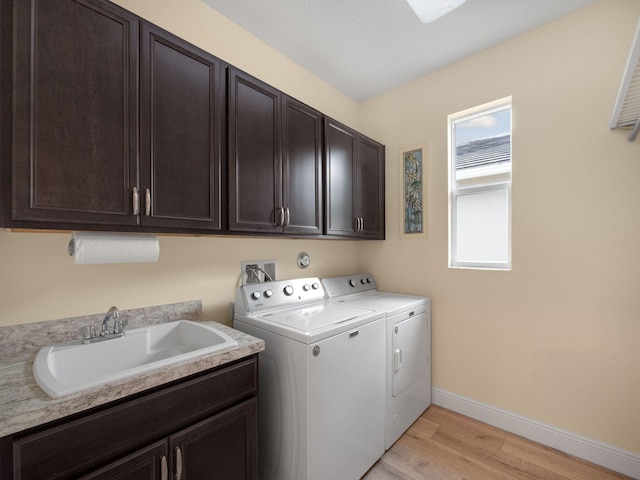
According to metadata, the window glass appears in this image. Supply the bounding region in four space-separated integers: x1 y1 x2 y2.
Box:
449 98 512 270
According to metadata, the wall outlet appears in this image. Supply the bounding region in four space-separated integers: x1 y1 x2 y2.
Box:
241 260 277 284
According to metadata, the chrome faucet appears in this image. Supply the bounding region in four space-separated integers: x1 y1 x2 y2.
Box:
101 306 120 334
79 306 127 344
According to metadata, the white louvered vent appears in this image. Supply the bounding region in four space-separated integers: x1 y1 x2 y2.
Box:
611 18 640 141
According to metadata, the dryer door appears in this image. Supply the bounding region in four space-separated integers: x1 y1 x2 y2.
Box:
392 311 429 396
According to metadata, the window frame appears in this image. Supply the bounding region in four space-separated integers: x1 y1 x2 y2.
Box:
448 97 512 271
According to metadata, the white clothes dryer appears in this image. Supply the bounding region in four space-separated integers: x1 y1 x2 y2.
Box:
234 277 386 480
322 274 431 449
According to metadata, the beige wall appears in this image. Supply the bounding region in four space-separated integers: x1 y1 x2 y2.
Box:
0 231 360 326
2 0 639 461
359 0 640 455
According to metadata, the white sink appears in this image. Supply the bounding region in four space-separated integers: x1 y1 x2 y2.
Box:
33 320 238 398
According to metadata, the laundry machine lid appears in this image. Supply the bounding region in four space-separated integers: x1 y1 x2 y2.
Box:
248 302 383 343
332 291 429 317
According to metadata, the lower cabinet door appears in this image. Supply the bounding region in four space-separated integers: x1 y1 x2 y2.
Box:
79 440 168 480
170 398 257 480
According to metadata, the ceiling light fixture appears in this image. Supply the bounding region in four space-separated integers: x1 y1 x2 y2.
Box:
406 0 466 23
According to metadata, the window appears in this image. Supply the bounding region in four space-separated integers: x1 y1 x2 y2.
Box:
449 97 512 270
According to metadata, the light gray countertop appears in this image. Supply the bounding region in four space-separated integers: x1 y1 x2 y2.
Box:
0 301 264 438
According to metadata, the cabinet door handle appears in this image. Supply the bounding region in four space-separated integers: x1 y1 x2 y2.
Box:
145 188 151 216
285 207 290 227
278 207 284 226
132 187 140 215
160 455 168 480
175 446 183 480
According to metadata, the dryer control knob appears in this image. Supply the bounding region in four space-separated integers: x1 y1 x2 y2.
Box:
312 282 320 290
303 284 311 291
349 279 357 287
283 285 294 296
264 289 273 298
251 291 261 300
361 278 366 284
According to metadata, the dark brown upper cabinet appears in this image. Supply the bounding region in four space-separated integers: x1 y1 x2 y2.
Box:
139 22 225 231
324 118 385 239
8 0 140 227
1 0 383 239
2 0 224 232
228 67 323 235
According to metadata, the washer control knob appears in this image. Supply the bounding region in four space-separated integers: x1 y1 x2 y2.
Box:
349 279 357 287
312 282 320 290
303 284 311 291
361 278 366 284
264 289 273 298
283 285 294 296
251 291 261 300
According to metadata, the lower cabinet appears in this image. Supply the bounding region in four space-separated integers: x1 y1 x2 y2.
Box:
4 356 257 480
80 400 256 480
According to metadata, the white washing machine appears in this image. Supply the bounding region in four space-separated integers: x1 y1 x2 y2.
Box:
322 274 431 450
233 277 386 480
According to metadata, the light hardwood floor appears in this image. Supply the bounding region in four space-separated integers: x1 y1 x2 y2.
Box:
362 406 632 480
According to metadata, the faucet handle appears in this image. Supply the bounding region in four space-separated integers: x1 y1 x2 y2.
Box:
79 325 96 344
114 319 128 334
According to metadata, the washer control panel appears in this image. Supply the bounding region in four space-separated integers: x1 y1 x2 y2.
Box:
236 277 324 313
322 274 377 298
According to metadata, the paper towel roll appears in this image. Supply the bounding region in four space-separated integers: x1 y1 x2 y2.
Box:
69 232 160 264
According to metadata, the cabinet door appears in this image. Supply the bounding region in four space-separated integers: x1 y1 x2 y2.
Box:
170 398 257 480
228 67 282 233
355 135 385 239
140 22 224 231
11 0 139 226
282 96 323 235
79 440 168 480
324 118 357 237
324 118 385 239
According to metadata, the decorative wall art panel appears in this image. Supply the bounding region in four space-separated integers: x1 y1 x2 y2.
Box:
400 144 428 238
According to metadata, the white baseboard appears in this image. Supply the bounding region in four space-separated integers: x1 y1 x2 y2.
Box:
432 387 640 479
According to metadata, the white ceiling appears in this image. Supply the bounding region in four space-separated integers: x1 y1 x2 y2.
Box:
203 0 599 102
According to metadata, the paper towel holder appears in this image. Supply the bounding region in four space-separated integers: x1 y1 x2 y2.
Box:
68 232 160 264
